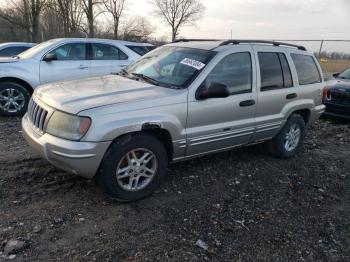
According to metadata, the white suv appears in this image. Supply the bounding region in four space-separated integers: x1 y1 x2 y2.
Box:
0 38 154 116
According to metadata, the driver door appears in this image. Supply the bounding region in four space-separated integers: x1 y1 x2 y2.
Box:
40 42 90 84
186 48 257 156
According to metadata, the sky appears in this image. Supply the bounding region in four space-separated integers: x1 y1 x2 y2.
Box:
127 0 350 52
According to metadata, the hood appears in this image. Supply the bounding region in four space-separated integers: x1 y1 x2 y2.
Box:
35 75 177 114
0 57 20 63
327 78 350 91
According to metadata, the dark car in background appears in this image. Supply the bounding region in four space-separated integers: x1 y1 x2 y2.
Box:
0 42 35 57
323 66 350 119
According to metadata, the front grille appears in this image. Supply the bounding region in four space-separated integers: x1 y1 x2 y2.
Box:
27 99 48 132
330 91 350 104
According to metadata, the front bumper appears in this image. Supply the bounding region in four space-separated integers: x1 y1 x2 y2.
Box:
22 115 111 178
323 102 350 120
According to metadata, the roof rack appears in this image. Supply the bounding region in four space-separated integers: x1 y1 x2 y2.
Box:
173 39 307 51
219 40 307 51
173 38 221 43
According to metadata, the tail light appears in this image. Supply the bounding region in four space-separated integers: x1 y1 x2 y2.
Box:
322 86 330 103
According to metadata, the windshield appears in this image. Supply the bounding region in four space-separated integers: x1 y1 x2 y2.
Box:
19 39 58 59
124 46 215 88
339 67 350 79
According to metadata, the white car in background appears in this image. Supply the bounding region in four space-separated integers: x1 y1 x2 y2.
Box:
0 42 36 57
0 38 154 116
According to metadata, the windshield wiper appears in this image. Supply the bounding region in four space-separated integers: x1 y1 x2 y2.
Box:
119 68 129 75
132 73 160 86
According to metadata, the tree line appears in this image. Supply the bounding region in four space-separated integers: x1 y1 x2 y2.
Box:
0 0 205 44
315 51 350 61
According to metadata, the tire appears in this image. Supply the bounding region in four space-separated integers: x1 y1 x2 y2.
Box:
267 114 306 158
0 82 30 117
96 133 168 201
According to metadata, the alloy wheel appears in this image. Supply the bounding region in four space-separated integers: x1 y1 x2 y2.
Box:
0 88 25 113
116 148 158 191
284 124 301 152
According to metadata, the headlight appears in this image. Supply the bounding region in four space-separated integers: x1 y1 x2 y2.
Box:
46 111 91 141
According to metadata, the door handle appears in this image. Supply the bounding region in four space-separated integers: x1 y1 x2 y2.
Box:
239 99 255 107
78 65 88 70
120 64 128 68
286 93 297 99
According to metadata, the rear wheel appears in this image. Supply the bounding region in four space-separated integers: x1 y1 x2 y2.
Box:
97 133 168 201
0 82 30 117
267 114 305 158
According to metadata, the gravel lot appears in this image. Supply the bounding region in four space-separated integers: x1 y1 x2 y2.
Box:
0 117 349 261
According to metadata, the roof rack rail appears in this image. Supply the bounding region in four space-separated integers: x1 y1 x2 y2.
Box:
173 38 221 43
219 40 307 51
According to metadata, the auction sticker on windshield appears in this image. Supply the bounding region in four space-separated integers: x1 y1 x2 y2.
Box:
180 58 206 70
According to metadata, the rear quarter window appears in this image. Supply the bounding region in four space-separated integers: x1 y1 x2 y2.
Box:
291 54 321 85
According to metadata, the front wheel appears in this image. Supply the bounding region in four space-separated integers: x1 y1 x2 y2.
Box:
0 82 30 117
96 133 168 201
267 114 306 158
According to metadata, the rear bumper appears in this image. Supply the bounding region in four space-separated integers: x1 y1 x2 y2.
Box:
309 104 326 124
323 102 350 120
22 115 111 178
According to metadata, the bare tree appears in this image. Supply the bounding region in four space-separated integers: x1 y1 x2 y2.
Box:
0 0 47 42
103 0 126 39
52 0 84 35
121 16 153 42
81 0 105 37
151 0 204 41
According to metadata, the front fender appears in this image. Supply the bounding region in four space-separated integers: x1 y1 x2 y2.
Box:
80 101 188 158
0 61 39 88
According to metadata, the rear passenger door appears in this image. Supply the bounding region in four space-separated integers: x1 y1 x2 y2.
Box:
89 43 130 77
186 47 257 156
252 46 299 141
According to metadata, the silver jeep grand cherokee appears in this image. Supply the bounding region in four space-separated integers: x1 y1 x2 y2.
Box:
22 39 326 201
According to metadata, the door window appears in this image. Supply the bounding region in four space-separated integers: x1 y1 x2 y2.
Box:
203 52 252 95
291 54 321 85
50 43 86 61
279 53 293 87
91 43 128 60
258 52 293 91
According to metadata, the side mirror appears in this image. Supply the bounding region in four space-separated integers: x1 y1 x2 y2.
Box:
43 53 57 62
196 82 230 100
332 72 340 78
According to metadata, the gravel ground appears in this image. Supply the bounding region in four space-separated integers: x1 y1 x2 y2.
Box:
0 117 349 261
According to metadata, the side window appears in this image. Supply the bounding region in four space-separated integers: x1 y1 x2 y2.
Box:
0 46 30 56
203 52 252 95
278 53 293 88
51 43 86 61
259 52 283 90
291 54 321 85
91 43 128 60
